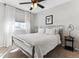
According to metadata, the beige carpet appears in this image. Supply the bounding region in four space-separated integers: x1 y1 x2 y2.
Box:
2 46 79 58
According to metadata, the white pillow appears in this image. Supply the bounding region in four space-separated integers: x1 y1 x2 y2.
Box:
38 28 45 33
14 30 27 34
45 28 56 35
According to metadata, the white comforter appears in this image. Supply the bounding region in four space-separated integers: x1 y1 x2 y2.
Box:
13 33 61 58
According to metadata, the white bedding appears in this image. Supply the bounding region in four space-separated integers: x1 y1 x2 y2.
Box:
13 33 61 58
71 30 79 38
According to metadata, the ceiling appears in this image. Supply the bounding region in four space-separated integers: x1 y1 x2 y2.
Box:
0 0 71 13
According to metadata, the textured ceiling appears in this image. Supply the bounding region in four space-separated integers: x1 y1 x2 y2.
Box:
0 0 71 13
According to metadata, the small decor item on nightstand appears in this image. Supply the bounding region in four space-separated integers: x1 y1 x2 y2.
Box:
45 15 53 25
64 36 74 51
67 24 74 36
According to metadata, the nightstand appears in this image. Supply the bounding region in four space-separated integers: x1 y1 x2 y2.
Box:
64 36 74 51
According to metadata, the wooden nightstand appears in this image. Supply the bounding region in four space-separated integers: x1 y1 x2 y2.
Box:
64 36 74 51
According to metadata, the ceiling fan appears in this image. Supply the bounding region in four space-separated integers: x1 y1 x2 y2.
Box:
19 0 45 10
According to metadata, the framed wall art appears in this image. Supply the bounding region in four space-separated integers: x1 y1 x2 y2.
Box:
45 15 53 25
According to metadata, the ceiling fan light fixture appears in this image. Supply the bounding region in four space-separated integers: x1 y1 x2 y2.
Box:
34 3 37 8
19 0 45 10
31 3 37 9
31 4 33 8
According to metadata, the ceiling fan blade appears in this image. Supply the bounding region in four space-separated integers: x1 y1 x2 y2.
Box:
37 4 44 8
30 7 33 10
19 2 32 4
38 0 45 2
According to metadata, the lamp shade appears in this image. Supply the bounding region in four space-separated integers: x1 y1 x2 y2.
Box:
67 24 74 36
68 24 74 31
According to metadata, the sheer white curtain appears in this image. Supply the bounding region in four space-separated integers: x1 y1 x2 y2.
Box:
4 5 31 47
4 5 15 47
0 3 31 47
25 12 31 33
0 3 5 47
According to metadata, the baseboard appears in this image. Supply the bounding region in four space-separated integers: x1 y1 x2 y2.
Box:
62 45 79 51
74 48 79 51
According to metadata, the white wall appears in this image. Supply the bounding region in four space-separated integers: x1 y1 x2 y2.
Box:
35 0 79 49
36 0 79 27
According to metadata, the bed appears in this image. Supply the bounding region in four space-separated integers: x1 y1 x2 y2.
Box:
12 26 63 58
70 30 79 49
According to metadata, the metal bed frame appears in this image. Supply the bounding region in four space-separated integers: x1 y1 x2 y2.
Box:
12 36 35 58
11 25 64 58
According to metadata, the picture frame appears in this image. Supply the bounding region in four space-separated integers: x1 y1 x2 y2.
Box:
45 15 53 25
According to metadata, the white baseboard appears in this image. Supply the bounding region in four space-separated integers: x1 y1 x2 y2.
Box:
74 48 79 51
61 45 79 51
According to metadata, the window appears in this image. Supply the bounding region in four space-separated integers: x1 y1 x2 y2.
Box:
15 22 26 30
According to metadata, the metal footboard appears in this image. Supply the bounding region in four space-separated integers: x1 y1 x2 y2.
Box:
12 36 35 58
